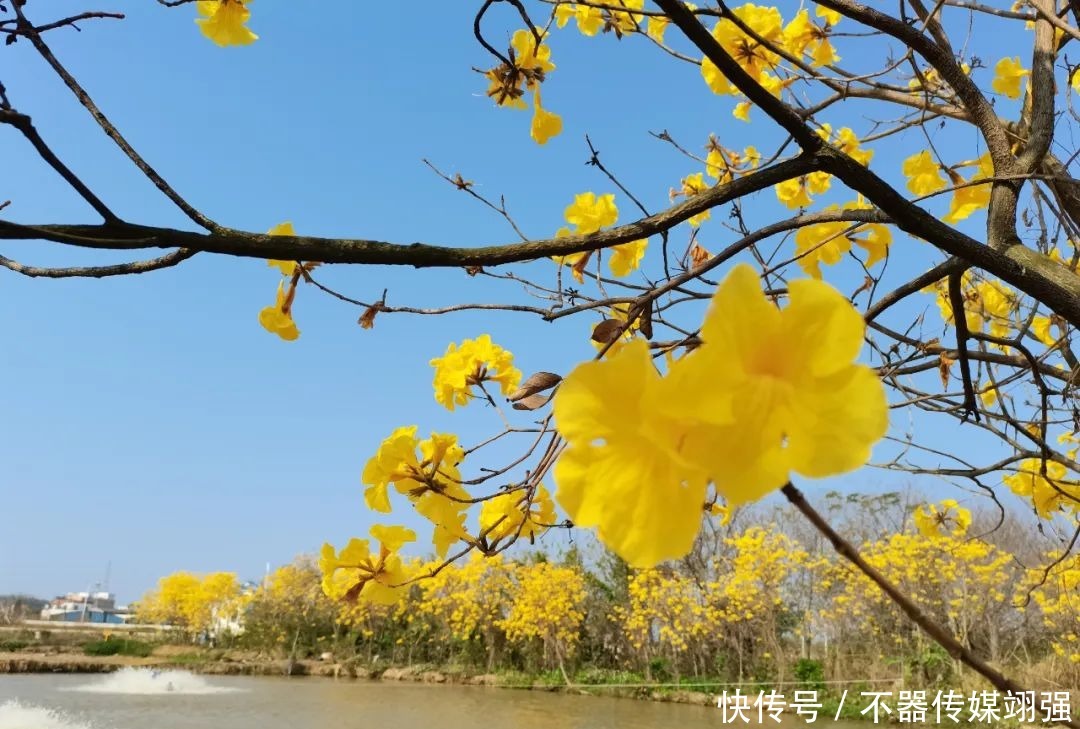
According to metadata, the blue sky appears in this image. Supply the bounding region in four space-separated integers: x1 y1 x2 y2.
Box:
0 2 1039 603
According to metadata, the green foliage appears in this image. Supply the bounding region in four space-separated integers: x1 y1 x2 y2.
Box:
793 658 825 691
0 640 28 652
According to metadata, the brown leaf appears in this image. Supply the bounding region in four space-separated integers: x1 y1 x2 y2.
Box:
938 352 955 390
465 265 483 276
358 304 380 330
851 275 874 298
591 318 624 344
508 372 562 402
689 243 711 269
638 299 654 340
511 393 551 411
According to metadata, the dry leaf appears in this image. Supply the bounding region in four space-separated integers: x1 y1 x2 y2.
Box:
638 299 654 340
511 393 551 411
938 352 955 390
591 318 624 344
358 304 380 330
689 244 711 269
508 372 562 402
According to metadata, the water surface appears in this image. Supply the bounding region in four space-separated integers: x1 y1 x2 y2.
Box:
0 670 864 728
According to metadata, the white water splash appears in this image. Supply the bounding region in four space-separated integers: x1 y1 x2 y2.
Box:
0 701 97 729
65 667 241 695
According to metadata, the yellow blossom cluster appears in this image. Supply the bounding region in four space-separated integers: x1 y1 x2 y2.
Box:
1026 553 1080 669
136 571 244 633
497 561 587 661
552 192 647 282
361 426 470 557
793 198 891 279
698 4 838 121
555 1 645 38
429 335 522 411
319 524 416 605
913 499 972 539
1003 459 1080 519
821 532 1014 648
775 125 873 209
483 29 562 145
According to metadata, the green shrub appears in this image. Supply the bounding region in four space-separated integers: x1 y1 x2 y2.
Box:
0 640 28 652
793 658 825 691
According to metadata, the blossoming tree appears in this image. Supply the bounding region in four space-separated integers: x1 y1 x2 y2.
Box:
3 0 1079 716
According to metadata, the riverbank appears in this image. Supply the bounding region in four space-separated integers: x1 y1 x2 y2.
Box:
0 650 722 707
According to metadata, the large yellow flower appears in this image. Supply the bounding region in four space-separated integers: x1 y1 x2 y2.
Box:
662 264 888 496
553 339 711 568
319 525 415 605
195 0 257 47
553 264 888 567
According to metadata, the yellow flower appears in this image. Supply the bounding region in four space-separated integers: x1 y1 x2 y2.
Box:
609 239 648 277
902 150 947 196
815 3 842 26
733 102 752 122
794 214 852 279
775 177 813 208
942 154 993 224
553 339 711 568
554 3 604 36
530 90 562 146
647 15 669 43
511 29 555 76
1004 459 1080 519
553 264 888 567
564 192 618 235
818 125 873 166
361 427 471 558
258 280 299 341
783 10 839 67
701 4 784 95
1031 315 1059 347
913 500 972 538
679 172 712 227
195 0 257 47
661 264 888 498
992 57 1029 99
979 381 998 407
267 222 298 275
429 335 522 411
479 485 556 543
319 525 415 605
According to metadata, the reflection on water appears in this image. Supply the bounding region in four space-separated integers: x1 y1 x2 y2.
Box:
0 673 864 729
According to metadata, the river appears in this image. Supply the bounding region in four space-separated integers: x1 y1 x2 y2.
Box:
0 670 867 728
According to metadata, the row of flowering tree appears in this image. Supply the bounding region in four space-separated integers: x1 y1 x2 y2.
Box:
5 1 1079 720
143 499 1079 688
